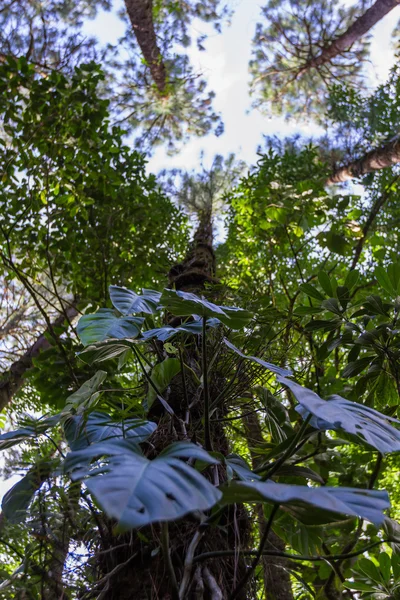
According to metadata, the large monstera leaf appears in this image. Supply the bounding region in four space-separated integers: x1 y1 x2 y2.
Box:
109 286 161 315
224 339 292 377
77 309 144 346
160 289 253 329
64 412 157 451
278 377 400 454
64 441 221 529
221 480 389 526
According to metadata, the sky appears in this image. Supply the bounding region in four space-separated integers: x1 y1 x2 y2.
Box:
0 0 399 502
82 0 400 175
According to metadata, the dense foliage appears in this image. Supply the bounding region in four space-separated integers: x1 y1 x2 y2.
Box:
0 1 400 599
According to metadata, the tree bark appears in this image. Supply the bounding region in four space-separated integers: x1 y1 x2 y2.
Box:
326 137 400 185
306 0 400 69
0 304 78 411
124 0 167 93
244 411 294 600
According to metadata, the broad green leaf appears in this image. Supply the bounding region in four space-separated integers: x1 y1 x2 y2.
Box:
220 480 389 525
304 319 340 332
279 376 400 454
2 462 53 522
223 338 292 376
343 581 376 592
109 286 161 315
0 415 60 451
64 412 157 451
77 309 144 346
63 371 107 415
318 272 333 297
78 341 132 364
299 283 325 301
344 270 360 291
376 266 397 296
321 298 342 315
160 289 253 329
342 356 374 378
146 358 181 409
356 557 385 585
65 441 221 529
293 306 323 316
141 318 220 342
379 552 391 582
383 517 400 554
388 262 400 294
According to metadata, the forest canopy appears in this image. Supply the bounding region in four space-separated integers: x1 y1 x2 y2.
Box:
0 1 400 599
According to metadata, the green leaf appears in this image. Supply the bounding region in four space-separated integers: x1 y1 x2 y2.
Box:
343 581 376 592
78 341 132 365
321 298 342 315
220 480 389 525
65 441 221 530
304 319 340 332
109 286 161 315
141 318 220 342
64 412 157 451
341 356 374 378
77 309 144 346
344 270 360 291
318 272 333 297
376 267 397 296
160 289 253 329
388 262 400 294
223 338 292 376
2 462 53 522
378 552 391 582
279 376 400 454
320 231 349 256
293 306 323 316
146 358 181 409
0 415 60 451
299 283 325 301
63 371 107 415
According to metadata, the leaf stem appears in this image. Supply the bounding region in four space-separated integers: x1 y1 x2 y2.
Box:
193 539 389 564
202 316 212 451
161 522 179 600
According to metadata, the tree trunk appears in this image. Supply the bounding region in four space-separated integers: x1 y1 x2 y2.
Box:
326 137 400 184
0 304 78 411
124 0 167 94
94 209 254 599
244 411 294 600
307 0 400 69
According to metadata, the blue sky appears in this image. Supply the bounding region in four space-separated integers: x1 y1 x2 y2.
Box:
0 0 399 502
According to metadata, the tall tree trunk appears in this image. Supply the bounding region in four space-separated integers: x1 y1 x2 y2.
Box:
124 0 167 93
96 209 253 599
326 137 400 184
0 304 78 411
244 411 294 600
307 0 400 69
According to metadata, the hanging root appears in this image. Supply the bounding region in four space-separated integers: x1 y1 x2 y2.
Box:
203 567 223 600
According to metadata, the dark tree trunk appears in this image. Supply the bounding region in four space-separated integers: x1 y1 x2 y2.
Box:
244 411 294 600
124 0 167 93
0 304 78 410
326 137 400 184
307 0 400 69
